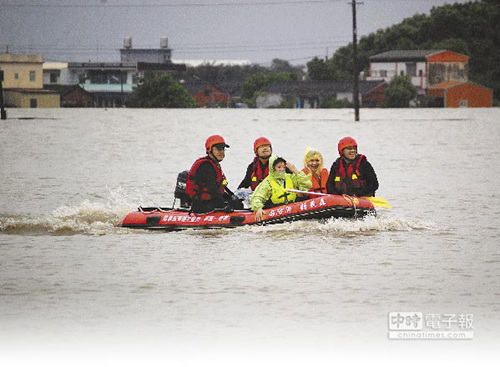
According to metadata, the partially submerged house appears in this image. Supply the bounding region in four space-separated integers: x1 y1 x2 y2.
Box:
257 80 387 108
367 50 492 107
39 37 186 107
1 53 60 108
182 81 243 107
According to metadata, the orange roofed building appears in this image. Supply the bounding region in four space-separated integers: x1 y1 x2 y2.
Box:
427 81 492 108
367 50 492 107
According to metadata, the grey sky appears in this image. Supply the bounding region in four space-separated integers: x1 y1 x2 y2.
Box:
0 0 470 66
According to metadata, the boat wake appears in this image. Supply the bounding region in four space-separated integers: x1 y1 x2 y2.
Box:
0 188 135 236
242 213 436 235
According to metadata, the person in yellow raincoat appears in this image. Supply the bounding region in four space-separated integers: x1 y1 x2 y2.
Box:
302 147 329 194
250 155 312 222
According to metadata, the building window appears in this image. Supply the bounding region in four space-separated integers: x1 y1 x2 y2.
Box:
15 73 19 80
30 98 37 108
380 70 387 77
108 71 126 85
400 70 405 76
29 71 36 82
406 63 417 77
89 71 107 84
419 70 423 77
50 73 58 83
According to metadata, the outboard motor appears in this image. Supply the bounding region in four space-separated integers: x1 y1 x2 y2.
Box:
234 189 251 209
174 170 192 208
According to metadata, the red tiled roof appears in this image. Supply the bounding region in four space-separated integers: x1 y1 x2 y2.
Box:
428 81 463 90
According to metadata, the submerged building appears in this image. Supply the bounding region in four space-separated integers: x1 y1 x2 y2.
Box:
0 53 60 108
367 50 492 107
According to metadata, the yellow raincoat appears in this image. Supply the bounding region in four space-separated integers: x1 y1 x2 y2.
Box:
250 155 312 212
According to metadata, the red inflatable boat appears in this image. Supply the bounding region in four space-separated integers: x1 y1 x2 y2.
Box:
118 194 375 231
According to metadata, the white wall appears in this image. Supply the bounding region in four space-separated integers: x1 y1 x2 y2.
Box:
43 63 80 85
367 61 428 89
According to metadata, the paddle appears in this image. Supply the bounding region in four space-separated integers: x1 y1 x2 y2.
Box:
285 189 391 209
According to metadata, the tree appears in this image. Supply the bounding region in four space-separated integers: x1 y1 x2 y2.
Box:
241 72 296 106
431 38 470 55
271 58 305 77
319 97 353 108
307 57 331 81
125 73 197 108
385 76 417 107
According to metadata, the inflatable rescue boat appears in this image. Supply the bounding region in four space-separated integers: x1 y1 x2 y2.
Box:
118 194 375 231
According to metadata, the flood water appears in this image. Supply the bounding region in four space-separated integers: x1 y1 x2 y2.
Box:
1 108 499 366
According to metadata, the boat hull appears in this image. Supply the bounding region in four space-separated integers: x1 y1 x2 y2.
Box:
118 194 375 231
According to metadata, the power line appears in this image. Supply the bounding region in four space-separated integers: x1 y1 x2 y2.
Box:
0 0 466 7
1 36 350 53
0 0 341 8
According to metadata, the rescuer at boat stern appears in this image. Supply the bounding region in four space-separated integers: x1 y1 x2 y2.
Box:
326 137 379 197
185 135 242 214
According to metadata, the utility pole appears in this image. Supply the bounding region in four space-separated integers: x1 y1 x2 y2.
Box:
0 70 7 120
351 0 362 121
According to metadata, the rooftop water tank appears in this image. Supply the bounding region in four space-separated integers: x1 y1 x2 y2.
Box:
160 37 168 49
124 36 132 49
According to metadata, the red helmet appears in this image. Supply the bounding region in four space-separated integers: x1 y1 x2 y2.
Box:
205 135 229 153
338 136 357 156
253 137 272 153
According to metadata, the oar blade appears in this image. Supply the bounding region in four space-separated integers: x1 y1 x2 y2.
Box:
362 197 392 209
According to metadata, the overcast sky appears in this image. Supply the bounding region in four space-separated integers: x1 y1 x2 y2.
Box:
0 0 470 66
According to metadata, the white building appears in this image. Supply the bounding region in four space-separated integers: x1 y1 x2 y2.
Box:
366 50 469 91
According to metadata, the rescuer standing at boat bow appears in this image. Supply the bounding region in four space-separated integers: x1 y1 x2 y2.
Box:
326 137 379 197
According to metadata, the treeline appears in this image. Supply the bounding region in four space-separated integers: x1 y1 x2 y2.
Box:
308 0 500 99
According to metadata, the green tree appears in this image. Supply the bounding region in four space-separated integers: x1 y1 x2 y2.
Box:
431 38 470 55
307 57 334 81
385 75 418 107
241 72 296 106
125 73 197 108
319 97 353 108
270 58 304 76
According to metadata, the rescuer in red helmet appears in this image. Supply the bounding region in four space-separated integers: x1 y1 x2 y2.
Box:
185 135 242 214
238 136 273 191
326 137 379 197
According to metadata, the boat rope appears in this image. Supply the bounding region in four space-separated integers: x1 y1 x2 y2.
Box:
138 206 174 214
342 194 359 218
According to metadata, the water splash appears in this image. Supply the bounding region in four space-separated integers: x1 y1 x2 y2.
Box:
0 187 135 235
243 213 436 236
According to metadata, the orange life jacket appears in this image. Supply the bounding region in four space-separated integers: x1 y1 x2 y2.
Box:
302 167 329 194
185 156 226 200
